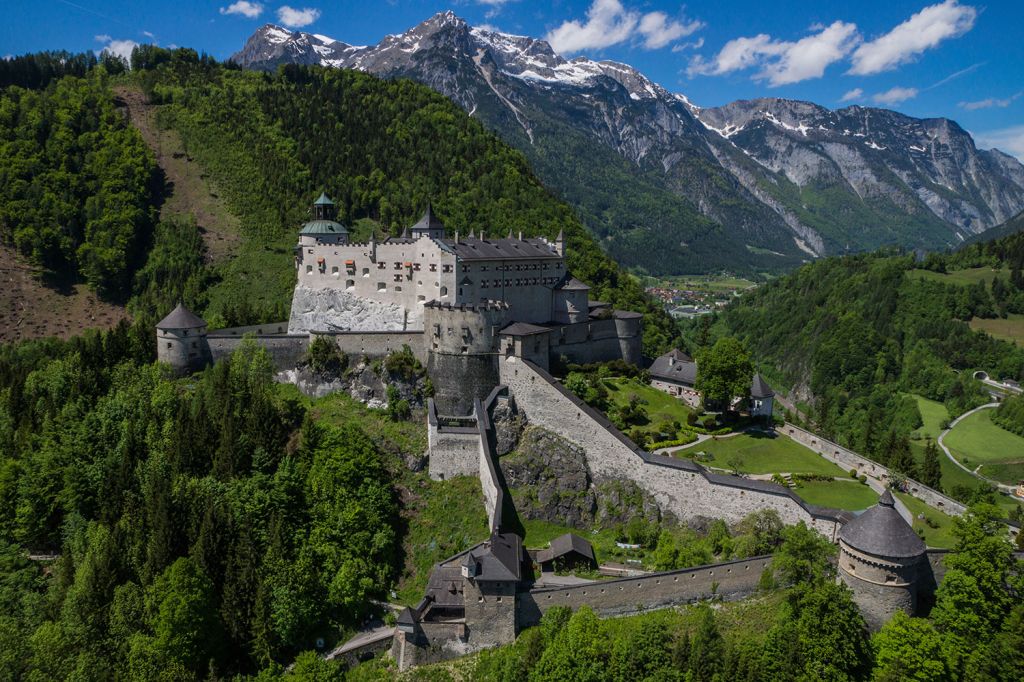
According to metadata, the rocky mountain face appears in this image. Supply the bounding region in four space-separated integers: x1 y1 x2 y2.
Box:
233 12 1024 274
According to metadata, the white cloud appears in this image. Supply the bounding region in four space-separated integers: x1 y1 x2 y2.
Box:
96 38 139 63
220 1 264 18
637 11 703 49
94 34 112 43
546 0 702 53
840 87 863 102
872 86 918 105
849 0 976 75
142 30 155 39
671 37 704 53
688 21 860 86
973 125 1024 162
927 61 983 89
276 5 320 28
476 23 501 33
959 92 1022 111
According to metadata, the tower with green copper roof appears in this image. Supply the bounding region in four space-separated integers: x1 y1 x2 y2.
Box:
298 192 349 247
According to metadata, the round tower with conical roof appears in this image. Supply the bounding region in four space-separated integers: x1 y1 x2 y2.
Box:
837 489 927 630
156 303 212 375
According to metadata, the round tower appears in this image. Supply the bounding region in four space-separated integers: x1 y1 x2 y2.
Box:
156 303 212 375
837 489 927 630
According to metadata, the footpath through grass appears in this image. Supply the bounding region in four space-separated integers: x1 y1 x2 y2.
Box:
944 408 1024 484
680 432 847 477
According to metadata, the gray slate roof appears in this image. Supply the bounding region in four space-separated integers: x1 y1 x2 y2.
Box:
839 489 926 558
441 236 560 261
411 204 445 233
751 373 775 398
424 565 464 608
475 532 523 582
157 303 207 330
554 276 590 291
649 348 697 385
536 533 596 565
500 322 550 337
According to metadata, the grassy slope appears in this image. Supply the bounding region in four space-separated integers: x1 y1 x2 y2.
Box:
943 409 1024 484
602 377 693 438
682 432 847 477
894 492 957 549
285 387 491 606
907 266 1011 286
792 480 878 511
909 394 949 441
969 314 1024 347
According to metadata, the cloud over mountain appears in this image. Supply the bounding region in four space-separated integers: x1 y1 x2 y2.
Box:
546 0 701 53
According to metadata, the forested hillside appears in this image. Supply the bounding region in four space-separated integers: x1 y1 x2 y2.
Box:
0 67 156 298
704 247 1024 486
136 52 679 353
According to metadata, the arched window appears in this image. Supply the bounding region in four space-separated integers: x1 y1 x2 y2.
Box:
346 279 355 289
440 286 448 297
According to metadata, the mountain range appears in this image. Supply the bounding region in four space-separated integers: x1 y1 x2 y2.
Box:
232 11 1024 276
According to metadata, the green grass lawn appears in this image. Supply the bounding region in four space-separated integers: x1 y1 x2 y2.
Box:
520 519 638 567
908 393 949 441
680 432 847 477
908 266 1010 287
894 492 957 549
792 479 878 511
944 409 1024 485
602 377 694 438
969 314 1024 348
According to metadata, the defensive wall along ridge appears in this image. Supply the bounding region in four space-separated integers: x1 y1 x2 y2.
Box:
496 355 845 538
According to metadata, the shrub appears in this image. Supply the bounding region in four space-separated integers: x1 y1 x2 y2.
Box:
849 468 858 478
305 335 348 376
686 412 698 426
702 416 717 429
648 432 699 450
858 474 867 484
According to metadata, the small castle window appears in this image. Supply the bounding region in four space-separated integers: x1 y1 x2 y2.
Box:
166 342 172 349
418 295 425 302
395 286 402 292
429 264 437 272
440 286 448 297
331 266 339 275
377 282 386 291
306 265 313 274
362 268 369 276
346 279 355 289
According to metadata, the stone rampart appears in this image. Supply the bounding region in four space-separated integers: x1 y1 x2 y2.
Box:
476 397 504 533
427 399 481 481
208 334 310 369
498 357 842 537
783 423 967 516
517 556 772 627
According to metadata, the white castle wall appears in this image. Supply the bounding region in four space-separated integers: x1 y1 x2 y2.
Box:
499 356 840 537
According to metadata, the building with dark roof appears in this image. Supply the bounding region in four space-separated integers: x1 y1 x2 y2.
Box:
535 533 597 572
648 348 775 418
156 303 212 375
838 489 928 630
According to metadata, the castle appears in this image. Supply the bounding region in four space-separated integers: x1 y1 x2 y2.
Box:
154 193 1014 670
159 193 641 413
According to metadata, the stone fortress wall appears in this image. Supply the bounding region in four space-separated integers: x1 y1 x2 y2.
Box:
517 556 773 627
783 424 969 517
206 327 427 367
497 355 843 537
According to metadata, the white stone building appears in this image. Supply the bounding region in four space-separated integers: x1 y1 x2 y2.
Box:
289 194 575 333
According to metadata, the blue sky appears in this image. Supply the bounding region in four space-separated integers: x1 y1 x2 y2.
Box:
5 0 1023 158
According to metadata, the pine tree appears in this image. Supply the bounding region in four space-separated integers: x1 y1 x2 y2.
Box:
921 440 943 490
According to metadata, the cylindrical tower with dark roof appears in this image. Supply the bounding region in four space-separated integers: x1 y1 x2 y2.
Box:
156 303 212 375
837 489 927 630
